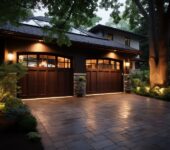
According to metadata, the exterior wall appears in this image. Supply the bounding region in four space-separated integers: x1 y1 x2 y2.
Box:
96 30 140 51
4 38 128 66
4 37 138 96
130 39 139 50
113 34 124 45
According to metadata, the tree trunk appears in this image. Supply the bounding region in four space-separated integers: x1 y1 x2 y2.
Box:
148 0 169 88
149 37 169 88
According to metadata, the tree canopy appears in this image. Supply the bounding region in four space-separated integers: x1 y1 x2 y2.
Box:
0 0 170 87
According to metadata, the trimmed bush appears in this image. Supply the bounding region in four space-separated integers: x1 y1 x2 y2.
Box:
3 97 30 120
27 132 41 142
18 114 37 132
162 87 170 100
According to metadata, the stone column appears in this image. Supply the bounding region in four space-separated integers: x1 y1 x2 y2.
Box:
73 73 86 96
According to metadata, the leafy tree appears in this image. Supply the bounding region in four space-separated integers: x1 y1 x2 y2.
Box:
0 0 169 88
0 0 36 25
105 17 131 31
0 0 100 45
101 0 170 88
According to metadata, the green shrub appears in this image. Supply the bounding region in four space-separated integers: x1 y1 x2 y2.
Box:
161 87 170 100
18 114 37 132
27 132 41 142
0 63 27 101
130 70 149 92
3 97 29 120
134 86 150 96
150 86 161 98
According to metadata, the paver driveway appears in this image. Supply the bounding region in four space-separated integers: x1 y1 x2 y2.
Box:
25 94 170 150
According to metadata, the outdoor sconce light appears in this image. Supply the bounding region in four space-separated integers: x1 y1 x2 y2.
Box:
125 60 130 74
125 61 130 68
38 39 43 43
7 52 14 62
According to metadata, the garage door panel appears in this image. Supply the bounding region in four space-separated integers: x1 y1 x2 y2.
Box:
27 70 38 97
87 71 97 93
19 74 28 98
57 70 72 96
37 70 47 96
47 70 57 96
86 59 123 94
18 53 73 98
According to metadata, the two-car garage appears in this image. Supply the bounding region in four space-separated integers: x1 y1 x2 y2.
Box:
18 53 123 98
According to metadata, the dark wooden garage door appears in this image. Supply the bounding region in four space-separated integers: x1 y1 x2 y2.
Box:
18 54 73 98
86 59 123 94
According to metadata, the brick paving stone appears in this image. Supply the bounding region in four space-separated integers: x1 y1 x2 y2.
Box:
25 94 170 150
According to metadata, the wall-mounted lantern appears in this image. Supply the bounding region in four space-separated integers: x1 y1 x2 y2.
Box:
125 61 130 68
7 52 14 62
38 39 43 43
125 60 130 74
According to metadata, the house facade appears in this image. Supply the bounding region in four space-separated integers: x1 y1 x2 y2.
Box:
89 24 143 71
0 17 142 98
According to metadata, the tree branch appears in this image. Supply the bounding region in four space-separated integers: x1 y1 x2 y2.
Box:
132 0 149 19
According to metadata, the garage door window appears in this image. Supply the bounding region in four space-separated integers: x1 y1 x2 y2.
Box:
39 55 56 68
116 62 120 70
86 59 121 70
18 54 70 69
18 55 27 66
39 55 47 67
28 55 37 67
47 56 56 68
86 59 97 69
58 57 71 68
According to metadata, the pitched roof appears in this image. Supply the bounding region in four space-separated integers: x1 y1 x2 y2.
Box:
89 24 145 40
0 17 140 53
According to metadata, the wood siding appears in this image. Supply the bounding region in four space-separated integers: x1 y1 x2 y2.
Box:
86 60 123 94
19 68 73 98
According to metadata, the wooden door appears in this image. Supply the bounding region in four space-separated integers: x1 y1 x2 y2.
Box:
86 59 123 94
18 53 73 98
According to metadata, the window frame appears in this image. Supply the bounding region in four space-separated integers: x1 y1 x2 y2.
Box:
17 53 72 69
86 59 121 71
125 37 131 46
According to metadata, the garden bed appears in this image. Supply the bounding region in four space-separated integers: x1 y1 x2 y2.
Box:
0 130 43 150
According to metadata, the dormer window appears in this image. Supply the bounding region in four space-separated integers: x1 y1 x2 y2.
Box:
125 37 131 46
105 34 113 40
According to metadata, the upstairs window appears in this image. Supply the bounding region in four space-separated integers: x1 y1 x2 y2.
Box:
125 37 131 46
105 34 113 40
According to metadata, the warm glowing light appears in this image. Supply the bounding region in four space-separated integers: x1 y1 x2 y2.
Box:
145 86 150 92
125 61 130 67
106 52 118 59
7 52 14 61
39 61 47 67
159 88 165 94
38 39 43 42
137 86 140 92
